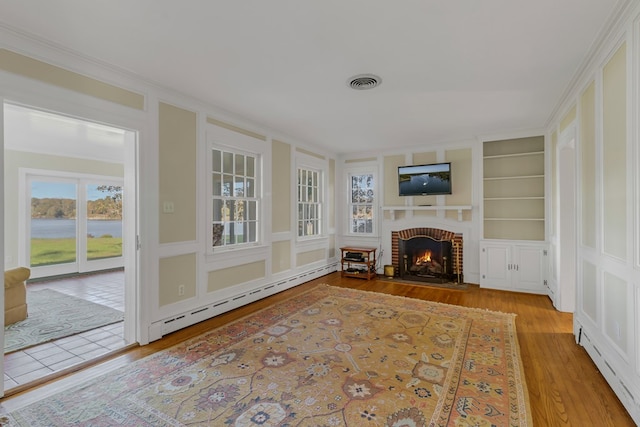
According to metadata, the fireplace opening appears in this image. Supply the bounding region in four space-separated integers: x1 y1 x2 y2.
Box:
391 228 463 284
398 236 455 283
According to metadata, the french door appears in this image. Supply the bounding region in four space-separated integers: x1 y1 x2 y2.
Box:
25 173 124 279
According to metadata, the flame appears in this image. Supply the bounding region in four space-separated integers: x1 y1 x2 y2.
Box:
415 251 432 264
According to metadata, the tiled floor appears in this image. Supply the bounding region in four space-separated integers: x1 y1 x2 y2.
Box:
4 270 126 390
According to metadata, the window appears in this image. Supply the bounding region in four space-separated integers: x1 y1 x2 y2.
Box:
348 172 376 234
211 148 259 248
297 167 322 237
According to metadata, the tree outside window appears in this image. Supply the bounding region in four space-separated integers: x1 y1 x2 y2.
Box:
211 148 259 248
349 173 375 234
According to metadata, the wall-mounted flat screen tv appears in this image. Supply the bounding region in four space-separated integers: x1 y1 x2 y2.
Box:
398 162 452 196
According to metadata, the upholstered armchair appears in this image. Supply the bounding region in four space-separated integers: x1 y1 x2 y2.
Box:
4 267 30 325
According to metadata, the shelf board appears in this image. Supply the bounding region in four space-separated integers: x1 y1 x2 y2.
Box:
484 218 545 221
484 197 544 201
483 151 544 160
483 175 544 181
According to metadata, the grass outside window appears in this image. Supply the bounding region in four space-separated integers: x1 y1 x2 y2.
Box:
30 236 122 267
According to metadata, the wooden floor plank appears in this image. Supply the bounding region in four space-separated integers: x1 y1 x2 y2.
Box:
1 273 635 426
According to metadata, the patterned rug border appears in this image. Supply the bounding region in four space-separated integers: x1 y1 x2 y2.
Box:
320 284 518 318
7 283 533 426
377 276 470 290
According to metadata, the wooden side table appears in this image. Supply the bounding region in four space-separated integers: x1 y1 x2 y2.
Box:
340 247 377 280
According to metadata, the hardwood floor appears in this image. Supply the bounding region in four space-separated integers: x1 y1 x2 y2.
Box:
1 272 635 425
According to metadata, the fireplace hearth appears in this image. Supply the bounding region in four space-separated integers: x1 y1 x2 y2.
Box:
391 228 463 284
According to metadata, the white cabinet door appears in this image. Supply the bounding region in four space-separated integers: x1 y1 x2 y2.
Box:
480 243 511 288
513 246 544 291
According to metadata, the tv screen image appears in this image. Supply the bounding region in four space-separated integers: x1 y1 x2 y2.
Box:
398 162 452 196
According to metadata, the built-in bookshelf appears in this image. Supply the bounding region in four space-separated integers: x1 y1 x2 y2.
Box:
483 136 545 241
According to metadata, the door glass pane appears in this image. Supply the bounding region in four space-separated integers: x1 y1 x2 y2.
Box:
212 173 222 196
234 177 244 197
246 156 255 177
86 184 123 260
30 181 77 267
246 178 255 197
212 149 222 173
235 154 245 175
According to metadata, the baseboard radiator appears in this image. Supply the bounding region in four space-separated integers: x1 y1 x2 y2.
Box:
576 321 640 424
149 262 339 341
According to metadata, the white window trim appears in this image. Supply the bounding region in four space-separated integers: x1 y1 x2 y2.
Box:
345 165 379 237
295 152 327 242
205 125 268 258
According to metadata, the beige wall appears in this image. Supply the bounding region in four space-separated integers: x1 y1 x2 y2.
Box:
159 253 197 306
208 261 266 292
158 102 197 244
602 43 627 259
206 117 266 141
383 154 406 207
0 49 144 110
272 140 291 233
445 148 472 221
296 248 325 267
272 240 291 273
328 158 336 258
382 150 474 222
328 158 335 230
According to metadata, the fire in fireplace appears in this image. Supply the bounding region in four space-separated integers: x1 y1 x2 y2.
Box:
398 236 454 283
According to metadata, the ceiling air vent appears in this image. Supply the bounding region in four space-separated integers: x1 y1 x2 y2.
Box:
348 74 382 90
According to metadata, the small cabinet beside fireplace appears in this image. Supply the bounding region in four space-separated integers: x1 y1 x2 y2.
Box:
479 240 547 294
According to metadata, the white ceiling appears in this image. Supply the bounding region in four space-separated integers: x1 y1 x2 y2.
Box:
4 104 127 163
0 0 624 154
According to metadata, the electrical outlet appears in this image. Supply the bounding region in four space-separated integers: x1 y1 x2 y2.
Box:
178 284 185 296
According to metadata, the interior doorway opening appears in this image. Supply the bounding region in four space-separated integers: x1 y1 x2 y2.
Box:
3 102 138 393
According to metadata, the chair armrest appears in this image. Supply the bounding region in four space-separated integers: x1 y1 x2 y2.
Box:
4 267 31 288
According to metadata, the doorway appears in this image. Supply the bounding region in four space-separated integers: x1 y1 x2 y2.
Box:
2 102 138 393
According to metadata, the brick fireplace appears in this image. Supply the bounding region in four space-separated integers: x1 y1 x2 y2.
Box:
391 228 463 283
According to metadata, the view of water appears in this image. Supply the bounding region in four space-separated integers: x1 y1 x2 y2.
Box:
31 219 122 238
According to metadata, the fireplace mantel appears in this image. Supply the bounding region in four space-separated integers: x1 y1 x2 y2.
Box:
382 205 472 221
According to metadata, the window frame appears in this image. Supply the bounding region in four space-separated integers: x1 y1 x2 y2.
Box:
345 166 378 237
206 129 265 256
295 154 327 242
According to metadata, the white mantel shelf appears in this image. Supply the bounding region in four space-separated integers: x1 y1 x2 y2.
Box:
382 205 473 221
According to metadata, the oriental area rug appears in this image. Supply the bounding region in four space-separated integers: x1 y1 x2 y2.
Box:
5 285 532 426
